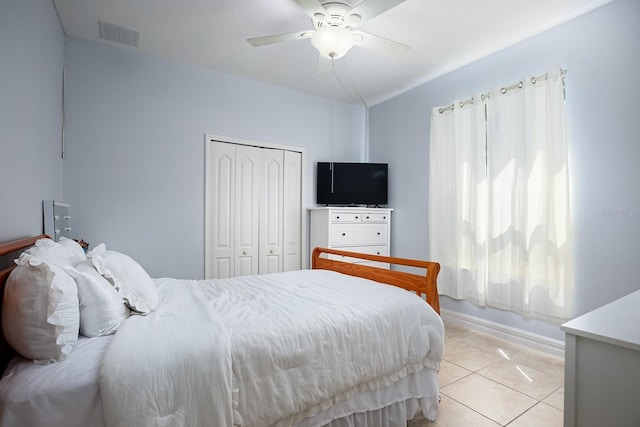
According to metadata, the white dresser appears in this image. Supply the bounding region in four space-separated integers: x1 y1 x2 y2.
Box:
561 290 640 427
309 207 392 269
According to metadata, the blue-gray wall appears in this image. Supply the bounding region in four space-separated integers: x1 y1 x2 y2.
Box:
62 37 365 279
0 0 64 241
3 0 637 341
369 0 640 340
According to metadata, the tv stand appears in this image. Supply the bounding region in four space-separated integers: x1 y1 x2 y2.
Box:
309 207 393 269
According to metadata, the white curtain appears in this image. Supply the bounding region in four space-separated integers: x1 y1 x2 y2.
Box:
429 95 487 306
429 66 572 322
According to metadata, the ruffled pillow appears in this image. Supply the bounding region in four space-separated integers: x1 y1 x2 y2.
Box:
66 260 131 337
24 237 85 268
58 237 88 264
2 255 79 363
88 244 158 314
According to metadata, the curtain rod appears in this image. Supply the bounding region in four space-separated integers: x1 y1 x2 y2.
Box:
438 68 567 114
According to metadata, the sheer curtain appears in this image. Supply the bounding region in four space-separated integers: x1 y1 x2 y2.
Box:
429 66 572 321
429 94 487 306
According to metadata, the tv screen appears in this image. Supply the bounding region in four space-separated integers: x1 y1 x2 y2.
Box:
316 162 388 206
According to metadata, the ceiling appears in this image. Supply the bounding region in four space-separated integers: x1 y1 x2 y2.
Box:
52 0 613 105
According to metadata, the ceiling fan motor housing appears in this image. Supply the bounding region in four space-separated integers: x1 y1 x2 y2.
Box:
314 2 360 29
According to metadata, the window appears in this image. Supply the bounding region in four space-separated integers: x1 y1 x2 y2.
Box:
428 67 572 322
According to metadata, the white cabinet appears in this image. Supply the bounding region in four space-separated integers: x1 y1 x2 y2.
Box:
206 140 302 279
309 207 392 269
561 290 640 427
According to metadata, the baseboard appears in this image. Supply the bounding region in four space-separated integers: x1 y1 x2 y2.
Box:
440 309 565 358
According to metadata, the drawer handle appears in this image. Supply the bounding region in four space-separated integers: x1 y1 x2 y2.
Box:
377 232 381 235
376 252 380 255
243 251 247 255
366 216 370 219
383 216 386 219
336 216 340 219
342 233 346 236
355 216 359 219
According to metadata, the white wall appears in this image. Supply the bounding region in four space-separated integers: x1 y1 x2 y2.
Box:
62 37 365 279
369 0 640 340
0 0 64 242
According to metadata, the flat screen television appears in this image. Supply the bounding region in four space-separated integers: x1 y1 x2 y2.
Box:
316 162 388 206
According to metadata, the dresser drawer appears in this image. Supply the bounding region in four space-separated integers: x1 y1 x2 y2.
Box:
327 245 388 261
331 212 364 222
362 212 390 223
331 224 388 246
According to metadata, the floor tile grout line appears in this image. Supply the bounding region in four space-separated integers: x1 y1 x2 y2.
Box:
503 401 562 426
440 390 510 426
441 321 565 425
444 325 565 362
465 368 561 402
444 348 565 380
472 366 565 401
441 373 541 425
538 383 564 402
440 371 557 424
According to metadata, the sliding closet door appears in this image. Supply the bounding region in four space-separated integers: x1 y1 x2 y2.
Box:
206 136 304 279
208 142 236 279
259 148 284 274
283 150 302 272
235 145 260 276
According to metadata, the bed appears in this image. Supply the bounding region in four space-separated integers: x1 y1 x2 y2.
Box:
0 235 443 427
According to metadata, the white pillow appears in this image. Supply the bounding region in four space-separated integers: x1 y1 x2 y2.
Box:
88 244 158 314
58 237 88 264
20 237 85 268
2 257 79 363
66 260 131 337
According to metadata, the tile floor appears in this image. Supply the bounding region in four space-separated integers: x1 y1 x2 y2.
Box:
412 320 565 426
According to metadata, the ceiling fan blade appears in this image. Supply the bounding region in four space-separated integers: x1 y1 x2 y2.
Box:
292 0 327 20
353 30 409 57
346 0 407 25
316 54 333 74
247 30 314 47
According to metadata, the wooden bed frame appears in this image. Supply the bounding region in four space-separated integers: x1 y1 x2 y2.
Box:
312 247 440 314
0 236 440 377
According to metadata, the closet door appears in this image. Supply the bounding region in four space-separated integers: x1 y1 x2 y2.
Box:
206 136 303 279
259 148 284 274
234 145 260 276
283 150 302 271
209 141 236 279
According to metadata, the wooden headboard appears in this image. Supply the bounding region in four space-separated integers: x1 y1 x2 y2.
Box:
0 234 49 375
312 247 440 314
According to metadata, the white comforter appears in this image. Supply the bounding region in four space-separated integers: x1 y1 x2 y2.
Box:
99 269 444 427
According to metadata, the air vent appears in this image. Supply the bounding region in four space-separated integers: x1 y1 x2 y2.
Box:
99 21 139 47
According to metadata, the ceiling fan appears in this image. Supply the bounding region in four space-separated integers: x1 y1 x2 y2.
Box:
247 0 409 73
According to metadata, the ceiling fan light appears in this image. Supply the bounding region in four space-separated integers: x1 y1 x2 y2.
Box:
311 26 354 59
